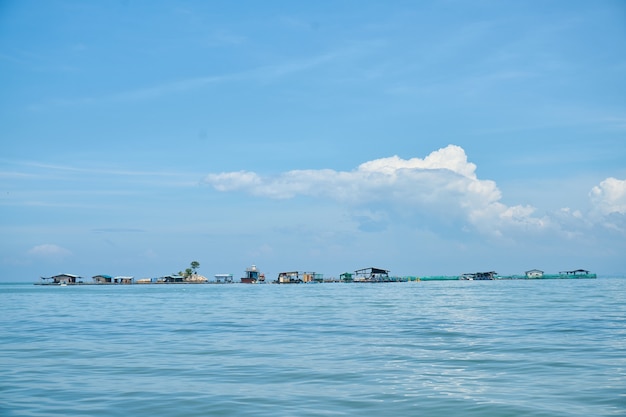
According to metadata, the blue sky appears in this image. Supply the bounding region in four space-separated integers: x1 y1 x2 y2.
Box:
1 0 625 281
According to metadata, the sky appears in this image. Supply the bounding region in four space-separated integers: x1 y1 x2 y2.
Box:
1 0 626 282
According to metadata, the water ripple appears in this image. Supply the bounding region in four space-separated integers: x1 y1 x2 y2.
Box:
1 279 625 416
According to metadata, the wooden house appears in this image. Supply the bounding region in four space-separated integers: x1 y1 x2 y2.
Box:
340 272 354 282
113 276 134 284
354 267 390 282
275 271 321 284
475 271 497 280
40 273 82 285
277 271 302 284
559 269 595 278
160 274 184 283
214 274 234 283
462 271 497 280
92 274 113 284
525 269 544 279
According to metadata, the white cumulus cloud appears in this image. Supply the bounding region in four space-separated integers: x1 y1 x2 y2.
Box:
589 177 626 215
204 144 542 235
587 177 626 234
553 177 626 237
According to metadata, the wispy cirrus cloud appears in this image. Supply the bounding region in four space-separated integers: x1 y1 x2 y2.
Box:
10 160 194 177
204 30 248 47
2 160 201 188
92 228 146 234
32 51 340 109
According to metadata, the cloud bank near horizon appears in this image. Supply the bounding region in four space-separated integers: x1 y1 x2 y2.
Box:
203 145 626 238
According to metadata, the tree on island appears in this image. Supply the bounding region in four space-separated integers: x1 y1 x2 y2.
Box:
181 261 200 278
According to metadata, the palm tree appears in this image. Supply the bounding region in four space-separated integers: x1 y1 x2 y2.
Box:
190 261 200 274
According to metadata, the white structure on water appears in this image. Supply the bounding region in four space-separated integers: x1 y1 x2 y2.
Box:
525 269 544 279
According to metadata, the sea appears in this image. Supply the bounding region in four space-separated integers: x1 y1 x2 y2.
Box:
1 278 624 417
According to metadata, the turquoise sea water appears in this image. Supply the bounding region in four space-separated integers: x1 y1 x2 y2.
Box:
1 279 624 417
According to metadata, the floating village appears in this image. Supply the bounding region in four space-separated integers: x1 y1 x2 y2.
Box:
36 265 597 286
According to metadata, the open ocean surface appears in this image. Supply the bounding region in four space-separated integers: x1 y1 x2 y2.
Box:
1 279 624 417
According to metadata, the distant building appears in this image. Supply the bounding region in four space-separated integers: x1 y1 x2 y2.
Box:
214 274 233 283
275 271 319 284
113 276 134 284
277 271 301 284
160 274 184 283
93 274 113 284
93 275 133 284
525 269 544 279
461 271 497 280
354 267 390 282
40 273 82 285
559 269 592 276
340 272 354 282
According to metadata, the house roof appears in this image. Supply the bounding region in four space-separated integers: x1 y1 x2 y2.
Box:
51 273 80 279
355 267 390 274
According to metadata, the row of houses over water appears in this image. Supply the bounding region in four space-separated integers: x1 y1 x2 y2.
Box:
36 266 597 285
37 273 209 285
458 269 597 280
